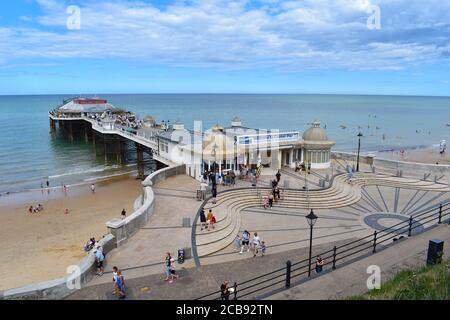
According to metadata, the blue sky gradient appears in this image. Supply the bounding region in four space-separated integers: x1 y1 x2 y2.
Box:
0 0 449 95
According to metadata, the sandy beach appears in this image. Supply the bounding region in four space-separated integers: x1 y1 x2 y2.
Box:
0 175 141 291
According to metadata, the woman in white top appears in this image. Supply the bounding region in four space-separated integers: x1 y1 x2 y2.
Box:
252 232 261 257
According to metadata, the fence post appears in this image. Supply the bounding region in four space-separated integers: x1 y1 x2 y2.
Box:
332 246 337 270
285 260 292 288
408 216 413 236
438 204 442 224
372 231 377 253
233 282 238 300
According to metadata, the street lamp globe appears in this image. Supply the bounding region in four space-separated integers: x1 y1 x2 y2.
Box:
305 209 318 226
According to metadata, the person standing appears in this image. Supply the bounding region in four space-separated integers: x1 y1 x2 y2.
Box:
95 246 105 276
121 209 126 219
46 180 49 188
234 234 241 251
91 183 96 194
220 281 230 300
276 170 281 183
315 256 324 273
308 161 311 174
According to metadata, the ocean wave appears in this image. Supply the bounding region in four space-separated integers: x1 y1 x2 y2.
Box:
48 165 122 179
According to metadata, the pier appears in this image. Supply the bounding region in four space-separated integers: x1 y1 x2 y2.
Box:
49 99 176 180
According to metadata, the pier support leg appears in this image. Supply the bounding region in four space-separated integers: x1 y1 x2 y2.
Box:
50 118 56 132
136 142 144 180
84 123 89 143
104 138 107 164
69 121 74 143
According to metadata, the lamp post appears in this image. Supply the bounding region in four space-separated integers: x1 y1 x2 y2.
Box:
356 132 363 172
212 143 218 172
306 209 318 277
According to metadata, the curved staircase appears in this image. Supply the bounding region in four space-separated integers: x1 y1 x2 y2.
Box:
194 172 450 258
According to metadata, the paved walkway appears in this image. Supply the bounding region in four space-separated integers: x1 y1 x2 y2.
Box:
265 223 450 300
65 238 352 300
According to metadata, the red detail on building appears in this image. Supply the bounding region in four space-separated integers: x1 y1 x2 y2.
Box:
75 99 107 105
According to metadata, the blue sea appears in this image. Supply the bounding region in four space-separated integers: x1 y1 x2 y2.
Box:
1 94 449 194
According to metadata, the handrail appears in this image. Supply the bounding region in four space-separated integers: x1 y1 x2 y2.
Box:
195 201 448 300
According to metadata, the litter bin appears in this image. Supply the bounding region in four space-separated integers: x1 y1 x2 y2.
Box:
178 248 185 264
426 239 444 266
196 189 204 201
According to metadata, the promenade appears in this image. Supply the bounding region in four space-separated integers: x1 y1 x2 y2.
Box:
64 160 449 300
66 223 449 300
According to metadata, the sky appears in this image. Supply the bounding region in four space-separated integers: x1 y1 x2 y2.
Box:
0 0 449 95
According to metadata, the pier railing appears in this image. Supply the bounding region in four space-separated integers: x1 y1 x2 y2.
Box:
195 201 450 300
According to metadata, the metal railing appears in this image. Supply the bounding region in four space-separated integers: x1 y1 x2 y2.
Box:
195 202 449 300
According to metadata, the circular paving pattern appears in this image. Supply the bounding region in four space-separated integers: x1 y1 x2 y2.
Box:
363 213 424 236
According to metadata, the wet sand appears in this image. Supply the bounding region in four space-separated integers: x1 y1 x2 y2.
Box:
376 146 450 165
0 175 141 291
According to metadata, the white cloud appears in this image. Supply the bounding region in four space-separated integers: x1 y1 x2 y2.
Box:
0 0 449 71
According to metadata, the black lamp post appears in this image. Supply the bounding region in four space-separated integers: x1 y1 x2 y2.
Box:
356 132 363 172
212 143 218 172
306 209 318 277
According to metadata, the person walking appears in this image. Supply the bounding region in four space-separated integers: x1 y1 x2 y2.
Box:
308 161 311 174
230 170 236 186
260 241 267 257
91 183 96 194
164 252 173 281
240 230 250 253
276 170 281 183
268 193 274 208
212 186 217 204
112 266 125 299
121 209 126 219
252 232 261 257
207 209 216 230
169 257 179 283
199 208 207 231
46 180 49 188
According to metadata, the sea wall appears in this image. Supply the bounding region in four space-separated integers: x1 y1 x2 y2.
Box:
0 164 186 300
332 151 450 177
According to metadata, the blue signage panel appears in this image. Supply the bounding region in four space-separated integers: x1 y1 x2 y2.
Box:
237 132 300 145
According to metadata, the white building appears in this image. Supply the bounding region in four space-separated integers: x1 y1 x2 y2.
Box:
154 117 335 180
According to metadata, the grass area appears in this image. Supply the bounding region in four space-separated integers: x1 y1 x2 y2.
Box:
347 259 450 300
